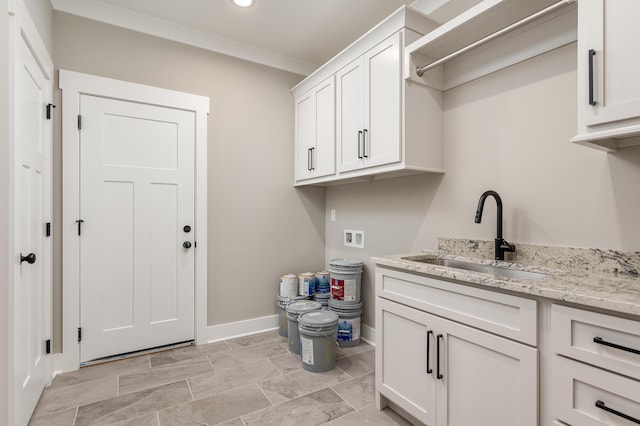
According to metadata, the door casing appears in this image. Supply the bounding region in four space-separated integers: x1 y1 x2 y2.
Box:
58 70 209 373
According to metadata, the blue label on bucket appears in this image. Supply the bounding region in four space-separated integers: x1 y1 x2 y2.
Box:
337 318 360 341
315 274 330 294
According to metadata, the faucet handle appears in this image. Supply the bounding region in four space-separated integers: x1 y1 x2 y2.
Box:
499 239 516 253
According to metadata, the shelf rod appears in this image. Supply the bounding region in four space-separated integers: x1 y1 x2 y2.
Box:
416 0 575 77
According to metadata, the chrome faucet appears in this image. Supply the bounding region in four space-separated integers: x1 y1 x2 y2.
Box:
474 190 516 261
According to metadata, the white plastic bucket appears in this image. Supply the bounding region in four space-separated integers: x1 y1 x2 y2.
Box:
298 311 339 372
279 274 298 298
329 259 363 305
329 299 363 347
286 300 322 354
276 294 307 338
298 272 316 297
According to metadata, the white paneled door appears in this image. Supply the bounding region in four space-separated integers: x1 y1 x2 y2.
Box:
11 1 54 424
79 95 196 362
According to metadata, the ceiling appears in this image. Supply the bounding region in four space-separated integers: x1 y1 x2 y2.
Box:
51 0 423 75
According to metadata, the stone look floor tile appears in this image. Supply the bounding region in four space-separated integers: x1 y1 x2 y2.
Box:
219 418 246 426
335 349 375 378
225 330 281 350
158 384 271 425
74 380 191 426
119 356 213 395
33 376 118 417
268 351 303 375
149 341 229 368
188 358 281 400
49 356 151 390
330 372 375 409
208 341 287 370
331 405 413 426
336 342 374 360
28 407 77 426
258 366 352 405
242 388 354 426
110 412 159 425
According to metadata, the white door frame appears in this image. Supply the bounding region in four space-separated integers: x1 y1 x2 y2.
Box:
8 0 54 423
57 70 209 373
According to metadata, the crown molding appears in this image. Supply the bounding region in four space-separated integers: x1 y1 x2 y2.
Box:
51 0 318 76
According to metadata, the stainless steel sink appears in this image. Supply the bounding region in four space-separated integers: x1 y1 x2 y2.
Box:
403 256 549 280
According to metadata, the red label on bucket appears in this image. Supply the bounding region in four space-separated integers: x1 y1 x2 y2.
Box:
331 278 344 300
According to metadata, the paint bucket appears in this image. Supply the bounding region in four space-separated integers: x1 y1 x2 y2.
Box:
279 274 298 298
286 300 322 354
276 294 307 338
298 311 339 372
314 271 330 295
329 299 363 347
329 259 363 305
298 272 316 297
314 293 330 310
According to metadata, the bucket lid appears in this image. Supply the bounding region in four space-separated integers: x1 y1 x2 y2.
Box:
315 271 329 276
277 294 306 303
286 300 322 314
298 311 338 327
328 299 363 310
329 259 363 268
298 272 315 278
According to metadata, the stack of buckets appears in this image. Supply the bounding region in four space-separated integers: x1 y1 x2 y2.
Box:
275 260 363 372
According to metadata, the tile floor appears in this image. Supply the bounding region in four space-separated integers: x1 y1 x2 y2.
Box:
29 330 412 426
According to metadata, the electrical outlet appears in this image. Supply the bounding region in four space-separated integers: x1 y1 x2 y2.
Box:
344 229 364 248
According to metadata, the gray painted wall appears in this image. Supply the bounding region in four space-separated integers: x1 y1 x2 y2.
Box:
1 0 10 421
52 12 326 348
326 44 640 328
23 0 53 56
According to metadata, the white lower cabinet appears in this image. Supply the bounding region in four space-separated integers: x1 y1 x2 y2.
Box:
377 298 538 426
551 304 640 426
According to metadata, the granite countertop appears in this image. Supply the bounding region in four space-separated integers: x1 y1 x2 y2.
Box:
372 240 640 317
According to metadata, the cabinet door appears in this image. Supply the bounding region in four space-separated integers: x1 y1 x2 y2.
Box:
435 313 538 426
377 298 437 425
294 77 335 182
295 92 315 181
580 0 640 127
364 32 402 168
313 77 335 178
337 57 365 173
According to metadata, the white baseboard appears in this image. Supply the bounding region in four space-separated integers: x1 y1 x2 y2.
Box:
204 314 279 343
361 323 376 346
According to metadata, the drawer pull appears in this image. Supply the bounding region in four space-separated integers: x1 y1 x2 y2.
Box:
426 330 433 374
436 334 444 380
595 400 640 424
593 336 640 356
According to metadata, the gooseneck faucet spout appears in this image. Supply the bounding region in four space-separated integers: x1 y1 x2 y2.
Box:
474 190 516 261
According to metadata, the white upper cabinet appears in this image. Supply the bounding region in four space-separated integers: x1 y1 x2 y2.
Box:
294 76 335 181
337 33 401 173
291 6 443 186
572 0 640 151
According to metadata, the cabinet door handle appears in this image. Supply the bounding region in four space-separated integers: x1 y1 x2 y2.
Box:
595 400 640 424
307 148 312 171
310 147 315 171
588 49 597 106
363 129 368 158
436 333 444 380
593 336 640 355
357 130 363 159
426 330 433 374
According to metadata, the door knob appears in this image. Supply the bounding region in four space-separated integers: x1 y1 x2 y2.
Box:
20 252 36 264
183 241 192 249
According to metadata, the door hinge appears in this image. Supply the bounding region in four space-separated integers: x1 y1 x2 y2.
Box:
45 222 51 237
77 114 82 130
78 327 82 342
45 339 51 354
46 103 56 120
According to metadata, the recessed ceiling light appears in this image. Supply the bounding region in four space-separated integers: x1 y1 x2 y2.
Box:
233 0 254 7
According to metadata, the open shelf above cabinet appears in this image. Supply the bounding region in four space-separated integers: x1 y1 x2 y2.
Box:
406 0 571 78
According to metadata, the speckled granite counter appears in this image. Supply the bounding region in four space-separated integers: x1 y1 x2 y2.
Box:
372 239 640 317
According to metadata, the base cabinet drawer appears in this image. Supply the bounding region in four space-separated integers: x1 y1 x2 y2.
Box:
553 355 640 426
